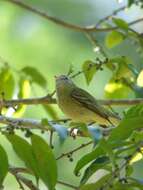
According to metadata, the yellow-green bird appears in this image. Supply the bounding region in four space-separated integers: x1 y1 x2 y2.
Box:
55 75 120 127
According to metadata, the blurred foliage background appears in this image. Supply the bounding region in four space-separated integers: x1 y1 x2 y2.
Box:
0 0 143 189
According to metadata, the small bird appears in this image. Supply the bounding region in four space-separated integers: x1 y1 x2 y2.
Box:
55 75 121 127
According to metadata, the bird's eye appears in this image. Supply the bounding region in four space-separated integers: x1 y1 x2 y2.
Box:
62 76 68 80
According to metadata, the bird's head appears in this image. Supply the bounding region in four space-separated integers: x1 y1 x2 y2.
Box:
55 75 74 89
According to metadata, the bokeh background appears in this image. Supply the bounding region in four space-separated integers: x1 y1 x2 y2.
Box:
0 0 143 189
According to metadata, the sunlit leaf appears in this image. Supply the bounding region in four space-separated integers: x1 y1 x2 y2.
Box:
6 134 38 178
0 144 8 186
21 66 47 88
112 17 128 31
31 134 57 190
129 147 143 164
105 31 125 48
0 66 15 99
14 78 31 117
114 58 133 80
104 80 131 98
137 70 143 87
82 60 96 85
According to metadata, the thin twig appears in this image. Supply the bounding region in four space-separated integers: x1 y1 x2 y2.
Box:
3 0 143 32
49 131 54 148
96 5 127 27
57 180 78 189
101 141 143 190
56 141 93 160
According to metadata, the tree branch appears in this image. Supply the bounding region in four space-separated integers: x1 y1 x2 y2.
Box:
1 95 143 109
0 94 56 108
96 5 127 27
9 167 39 190
56 141 93 160
0 115 48 131
3 0 143 32
98 98 143 106
57 180 78 189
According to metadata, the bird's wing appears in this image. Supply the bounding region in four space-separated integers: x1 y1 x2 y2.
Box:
71 87 120 121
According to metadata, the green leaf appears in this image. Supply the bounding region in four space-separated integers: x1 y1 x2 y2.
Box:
0 66 15 99
112 18 128 31
82 61 96 85
79 174 111 190
126 165 134 176
74 140 105 176
114 180 143 190
6 134 38 178
104 80 131 99
0 144 8 186
109 104 143 142
31 134 57 190
100 139 115 166
21 66 47 88
105 31 125 48
80 156 109 185
128 0 134 7
18 78 31 99
114 57 133 80
14 78 31 117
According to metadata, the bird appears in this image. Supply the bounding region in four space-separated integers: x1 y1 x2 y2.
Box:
55 75 121 127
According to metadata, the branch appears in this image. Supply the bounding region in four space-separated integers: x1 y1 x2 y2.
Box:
0 115 48 131
0 94 56 108
3 0 143 32
57 180 78 189
9 167 39 190
96 5 127 27
9 166 77 189
2 95 143 109
98 98 143 106
56 141 93 160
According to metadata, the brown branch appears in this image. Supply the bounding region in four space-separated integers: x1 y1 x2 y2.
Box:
9 167 39 190
9 166 77 189
0 94 56 108
3 0 143 32
98 98 143 106
1 94 143 108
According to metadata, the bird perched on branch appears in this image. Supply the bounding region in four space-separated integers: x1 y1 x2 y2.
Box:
55 75 121 127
